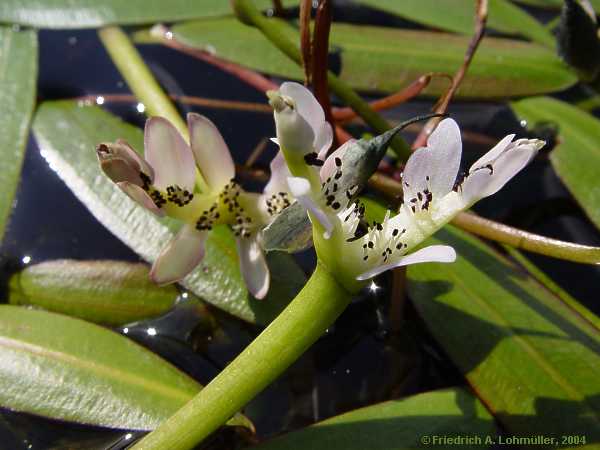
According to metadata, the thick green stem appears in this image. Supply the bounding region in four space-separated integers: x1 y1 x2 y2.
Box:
97 26 187 138
132 263 354 450
232 0 412 160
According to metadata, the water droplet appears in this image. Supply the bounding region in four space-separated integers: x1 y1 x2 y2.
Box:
21 255 31 264
125 433 133 440
165 31 173 40
181 292 189 299
95 96 105 105
147 327 157 336
520 120 527 128
122 327 129 334
68 36 78 46
136 103 146 113
369 281 380 293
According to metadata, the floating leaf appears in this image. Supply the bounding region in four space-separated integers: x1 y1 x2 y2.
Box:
0 0 297 29
0 305 252 430
8 260 178 325
32 101 305 325
0 26 37 241
511 96 600 231
356 0 555 47
164 17 576 98
253 388 496 450
408 225 600 439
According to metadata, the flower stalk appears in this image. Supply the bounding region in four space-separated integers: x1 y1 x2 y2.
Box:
131 263 354 450
98 26 187 137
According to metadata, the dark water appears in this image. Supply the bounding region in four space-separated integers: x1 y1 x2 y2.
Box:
0 4 599 449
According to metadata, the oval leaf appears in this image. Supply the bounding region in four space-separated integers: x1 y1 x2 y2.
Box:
511 96 600 231
408 225 600 439
253 388 496 450
356 0 555 47
164 17 576 98
0 305 252 430
8 260 178 325
32 101 305 325
0 26 37 241
0 0 298 29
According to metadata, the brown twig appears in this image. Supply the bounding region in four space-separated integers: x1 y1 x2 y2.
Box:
412 0 488 150
312 0 338 149
74 93 272 113
245 137 271 167
272 0 286 16
332 74 443 123
299 0 313 85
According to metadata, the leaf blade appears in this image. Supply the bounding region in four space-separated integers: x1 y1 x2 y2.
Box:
252 388 496 450
0 26 37 241
0 0 297 29
165 17 576 99
0 305 251 430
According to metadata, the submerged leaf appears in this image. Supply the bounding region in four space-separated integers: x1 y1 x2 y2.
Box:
0 305 252 430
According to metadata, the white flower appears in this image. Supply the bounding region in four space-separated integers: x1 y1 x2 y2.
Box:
269 84 545 287
97 114 289 299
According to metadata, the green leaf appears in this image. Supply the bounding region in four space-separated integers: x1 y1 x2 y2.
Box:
408 225 600 439
0 305 252 430
356 0 555 47
0 0 297 29
516 0 600 12
0 26 37 241
8 260 178 325
253 388 496 450
510 96 600 231
164 17 576 99
32 101 305 325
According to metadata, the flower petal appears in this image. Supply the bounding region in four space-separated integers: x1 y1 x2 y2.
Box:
150 224 208 285
320 139 355 182
287 176 334 239
236 237 270 300
117 182 165 217
280 82 325 138
188 113 235 192
316 121 334 160
462 139 543 204
356 245 456 281
470 133 515 170
264 151 292 195
402 118 462 203
96 140 154 186
144 117 196 192
425 118 463 197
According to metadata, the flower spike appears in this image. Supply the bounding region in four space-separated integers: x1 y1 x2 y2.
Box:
269 83 545 288
98 114 298 299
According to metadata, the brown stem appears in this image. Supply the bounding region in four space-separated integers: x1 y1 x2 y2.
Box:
299 0 312 85
312 0 337 149
412 0 488 150
332 74 437 123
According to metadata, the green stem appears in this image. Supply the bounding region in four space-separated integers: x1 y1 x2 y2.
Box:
232 0 412 160
97 26 187 138
452 211 600 264
132 263 354 450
